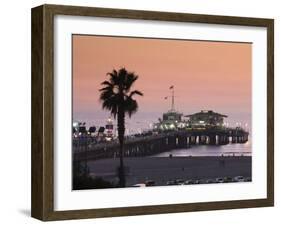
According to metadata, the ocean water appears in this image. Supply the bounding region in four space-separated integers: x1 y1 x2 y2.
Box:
151 141 252 157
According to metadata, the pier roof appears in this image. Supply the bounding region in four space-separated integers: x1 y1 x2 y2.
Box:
185 110 227 118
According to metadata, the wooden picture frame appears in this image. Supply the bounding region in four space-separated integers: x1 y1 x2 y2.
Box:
31 4 274 221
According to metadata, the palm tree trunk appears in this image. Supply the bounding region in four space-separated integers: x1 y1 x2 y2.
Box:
117 109 126 187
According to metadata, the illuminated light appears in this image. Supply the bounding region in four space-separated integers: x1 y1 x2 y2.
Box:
199 120 205 124
107 117 113 123
105 137 112 141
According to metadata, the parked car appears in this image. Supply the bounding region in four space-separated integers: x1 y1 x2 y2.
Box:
193 179 205 184
206 179 216 184
193 180 200 184
198 179 205 184
184 180 194 185
224 177 233 183
132 183 146 187
145 180 156 186
215 177 224 183
166 180 176 185
234 176 245 182
175 179 185 185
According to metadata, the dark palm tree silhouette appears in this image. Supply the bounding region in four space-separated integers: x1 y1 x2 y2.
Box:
99 67 143 187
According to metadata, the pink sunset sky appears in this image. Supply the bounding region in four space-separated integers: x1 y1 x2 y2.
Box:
73 35 252 128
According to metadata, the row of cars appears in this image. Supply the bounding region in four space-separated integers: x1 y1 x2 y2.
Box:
132 176 251 187
167 176 251 186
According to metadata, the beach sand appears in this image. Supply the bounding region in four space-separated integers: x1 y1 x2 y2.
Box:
86 156 252 186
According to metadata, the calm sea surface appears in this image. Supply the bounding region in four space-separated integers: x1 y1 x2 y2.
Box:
151 142 251 157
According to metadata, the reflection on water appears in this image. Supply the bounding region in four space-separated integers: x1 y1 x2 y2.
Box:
151 141 251 157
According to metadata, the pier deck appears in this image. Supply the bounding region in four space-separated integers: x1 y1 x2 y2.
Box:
73 128 249 161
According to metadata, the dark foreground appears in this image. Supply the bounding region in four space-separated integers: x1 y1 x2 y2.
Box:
78 156 252 188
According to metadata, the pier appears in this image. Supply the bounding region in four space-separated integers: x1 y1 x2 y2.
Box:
73 127 249 161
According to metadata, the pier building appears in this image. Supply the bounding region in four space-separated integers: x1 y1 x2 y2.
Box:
185 110 227 128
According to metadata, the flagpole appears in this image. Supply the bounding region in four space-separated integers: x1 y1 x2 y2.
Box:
172 88 174 111
169 85 175 111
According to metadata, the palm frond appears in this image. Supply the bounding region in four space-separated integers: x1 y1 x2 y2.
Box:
107 70 119 86
101 95 119 118
124 73 138 91
118 68 127 84
100 80 113 87
129 90 143 98
123 97 138 118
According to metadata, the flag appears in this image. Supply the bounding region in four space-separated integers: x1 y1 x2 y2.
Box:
169 85 174 89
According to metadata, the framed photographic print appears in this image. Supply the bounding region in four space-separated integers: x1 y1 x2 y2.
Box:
31 4 274 221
